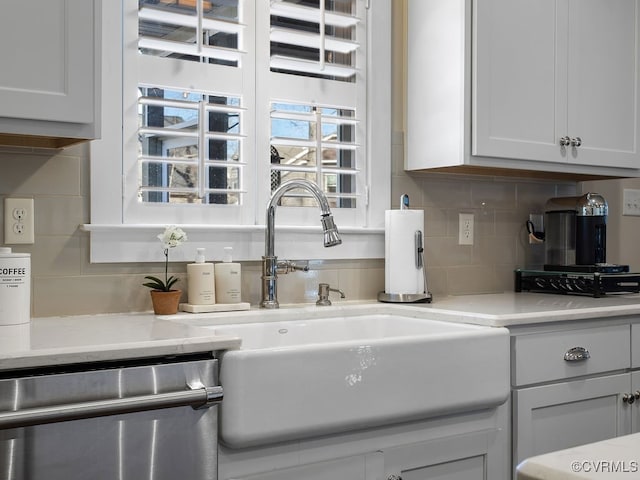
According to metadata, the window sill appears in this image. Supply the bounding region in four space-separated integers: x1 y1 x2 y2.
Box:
81 224 384 263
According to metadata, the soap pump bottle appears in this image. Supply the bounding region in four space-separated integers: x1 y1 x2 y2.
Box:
215 247 242 304
187 248 215 305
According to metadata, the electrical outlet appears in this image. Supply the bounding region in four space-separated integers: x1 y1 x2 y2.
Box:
458 213 474 245
623 189 640 216
4 198 34 244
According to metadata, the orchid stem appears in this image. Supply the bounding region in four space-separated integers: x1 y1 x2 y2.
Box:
164 248 169 291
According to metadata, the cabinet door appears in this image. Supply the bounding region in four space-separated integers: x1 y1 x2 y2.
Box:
513 373 632 465
384 430 505 480
632 371 640 434
473 0 568 163
225 453 383 480
567 0 640 169
0 0 96 124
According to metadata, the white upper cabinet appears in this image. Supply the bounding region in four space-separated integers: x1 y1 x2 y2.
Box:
407 0 640 177
0 0 100 148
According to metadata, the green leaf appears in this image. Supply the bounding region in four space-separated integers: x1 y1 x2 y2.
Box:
143 275 167 291
166 276 180 290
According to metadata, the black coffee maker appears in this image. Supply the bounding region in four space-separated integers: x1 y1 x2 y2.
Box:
544 193 620 272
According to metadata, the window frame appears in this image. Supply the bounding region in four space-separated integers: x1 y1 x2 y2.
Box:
87 0 390 263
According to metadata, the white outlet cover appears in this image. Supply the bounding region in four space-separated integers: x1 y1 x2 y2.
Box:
4 198 34 244
458 213 474 245
623 189 640 216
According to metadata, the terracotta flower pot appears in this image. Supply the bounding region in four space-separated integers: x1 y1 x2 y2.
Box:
150 289 182 315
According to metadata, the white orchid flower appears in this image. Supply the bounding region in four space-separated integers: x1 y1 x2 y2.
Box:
157 225 188 249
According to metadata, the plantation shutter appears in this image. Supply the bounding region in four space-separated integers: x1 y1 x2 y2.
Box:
123 0 255 225
264 0 366 223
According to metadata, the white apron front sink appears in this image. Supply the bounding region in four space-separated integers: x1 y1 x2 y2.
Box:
209 313 509 448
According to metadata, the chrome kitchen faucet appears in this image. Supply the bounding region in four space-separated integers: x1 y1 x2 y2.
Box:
261 179 342 309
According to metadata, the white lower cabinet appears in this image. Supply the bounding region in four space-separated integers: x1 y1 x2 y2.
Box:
511 320 640 475
225 430 502 480
225 453 383 480
219 405 509 480
513 373 632 465
633 371 640 434
384 430 503 480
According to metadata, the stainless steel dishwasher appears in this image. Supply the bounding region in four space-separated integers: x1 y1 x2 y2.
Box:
0 353 222 480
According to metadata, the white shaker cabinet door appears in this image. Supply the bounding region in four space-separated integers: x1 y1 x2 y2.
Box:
474 0 640 169
513 373 632 466
632 371 640 434
0 0 96 125
222 453 383 480
473 0 567 164
383 430 505 480
566 0 640 169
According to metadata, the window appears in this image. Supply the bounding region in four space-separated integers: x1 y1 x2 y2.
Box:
88 0 390 262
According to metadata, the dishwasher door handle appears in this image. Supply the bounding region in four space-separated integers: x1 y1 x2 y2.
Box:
0 385 223 430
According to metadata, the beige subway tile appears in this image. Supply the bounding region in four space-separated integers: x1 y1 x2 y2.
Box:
496 265 520 293
556 183 579 197
516 182 558 212
472 236 516 267
474 208 496 237
31 235 82 277
337 266 384 301
391 141 405 177
424 207 447 237
424 267 447 296
471 181 516 209
424 236 472 268
33 274 160 317
35 196 85 235
495 210 525 237
276 269 340 305
446 266 501 295
391 174 424 208
421 176 473 208
0 154 82 196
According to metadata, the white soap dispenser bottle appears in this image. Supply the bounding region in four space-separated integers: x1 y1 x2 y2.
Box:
215 247 241 304
187 248 215 305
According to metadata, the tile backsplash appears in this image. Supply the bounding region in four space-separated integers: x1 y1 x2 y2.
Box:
0 141 575 317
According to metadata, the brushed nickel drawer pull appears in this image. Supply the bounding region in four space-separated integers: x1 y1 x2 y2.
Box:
564 346 591 362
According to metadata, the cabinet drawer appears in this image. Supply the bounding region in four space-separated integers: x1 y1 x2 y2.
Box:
633 324 640 369
513 325 630 386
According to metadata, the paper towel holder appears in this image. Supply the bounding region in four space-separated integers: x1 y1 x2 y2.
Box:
378 230 432 304
377 291 432 303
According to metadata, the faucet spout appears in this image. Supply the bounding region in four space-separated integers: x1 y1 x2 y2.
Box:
261 179 342 308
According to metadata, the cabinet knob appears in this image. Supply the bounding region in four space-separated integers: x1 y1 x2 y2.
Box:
559 136 571 147
571 137 582 147
623 393 636 404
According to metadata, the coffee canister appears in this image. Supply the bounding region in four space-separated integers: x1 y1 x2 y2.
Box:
0 247 31 325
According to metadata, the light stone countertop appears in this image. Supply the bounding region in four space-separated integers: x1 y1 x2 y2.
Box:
402 291 640 327
3 291 640 372
0 312 241 372
167 292 640 329
516 433 640 479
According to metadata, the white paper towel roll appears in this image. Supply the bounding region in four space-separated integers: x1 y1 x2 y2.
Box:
384 209 425 295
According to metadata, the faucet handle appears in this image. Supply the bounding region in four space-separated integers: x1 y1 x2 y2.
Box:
276 260 309 274
316 283 346 306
